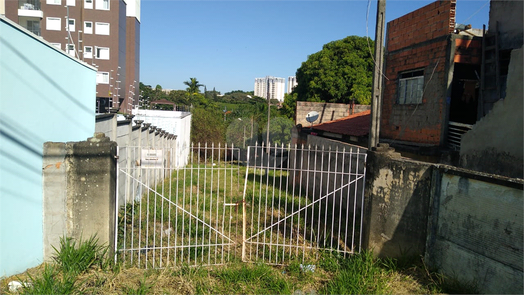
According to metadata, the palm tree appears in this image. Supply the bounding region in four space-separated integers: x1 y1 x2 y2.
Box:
183 78 204 94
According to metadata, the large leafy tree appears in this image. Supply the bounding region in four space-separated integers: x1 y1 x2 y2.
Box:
294 35 374 105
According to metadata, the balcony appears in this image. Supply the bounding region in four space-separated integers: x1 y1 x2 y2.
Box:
18 0 43 19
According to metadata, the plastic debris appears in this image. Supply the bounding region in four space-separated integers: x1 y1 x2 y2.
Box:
8 281 23 292
299 264 316 273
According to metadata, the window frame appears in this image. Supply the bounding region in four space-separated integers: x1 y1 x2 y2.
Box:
66 44 75 57
84 46 93 59
50 43 61 50
67 18 75 32
46 0 61 5
95 0 109 10
66 0 75 6
95 46 110 60
46 17 61 31
84 21 93 34
95 22 110 35
96 72 110 84
84 0 93 9
397 69 425 105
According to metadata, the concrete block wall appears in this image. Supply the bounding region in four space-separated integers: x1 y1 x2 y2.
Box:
364 144 523 293
43 134 117 261
295 101 370 127
381 0 456 146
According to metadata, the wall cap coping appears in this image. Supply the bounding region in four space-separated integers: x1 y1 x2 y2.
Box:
435 164 524 190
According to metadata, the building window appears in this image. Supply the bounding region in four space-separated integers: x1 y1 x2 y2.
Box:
50 43 61 49
84 46 93 59
398 70 424 104
67 18 75 32
26 20 41 36
66 0 75 6
96 72 109 84
95 47 109 59
84 21 92 34
95 0 109 10
46 17 61 31
95 22 109 35
46 0 61 5
66 44 75 57
84 0 92 9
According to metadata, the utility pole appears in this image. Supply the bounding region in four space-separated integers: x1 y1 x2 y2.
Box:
369 0 386 149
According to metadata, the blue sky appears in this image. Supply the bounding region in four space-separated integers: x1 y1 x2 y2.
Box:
140 0 490 93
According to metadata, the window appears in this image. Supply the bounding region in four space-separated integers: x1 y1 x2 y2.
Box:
84 21 92 34
26 20 40 36
84 46 93 59
95 22 109 35
46 0 61 5
96 72 109 84
95 46 109 59
398 70 424 104
95 0 109 10
67 18 75 32
84 0 92 9
50 43 61 49
66 0 75 6
66 44 75 57
46 17 61 31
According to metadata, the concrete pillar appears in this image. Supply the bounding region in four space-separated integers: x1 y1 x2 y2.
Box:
43 133 117 261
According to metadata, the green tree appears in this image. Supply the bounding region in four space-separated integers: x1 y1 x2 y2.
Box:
191 107 226 145
294 35 374 105
262 117 294 146
184 78 204 94
280 92 297 121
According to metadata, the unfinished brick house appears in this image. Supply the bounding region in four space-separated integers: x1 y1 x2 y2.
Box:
380 0 483 156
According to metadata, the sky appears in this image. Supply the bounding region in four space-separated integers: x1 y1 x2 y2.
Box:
140 0 490 94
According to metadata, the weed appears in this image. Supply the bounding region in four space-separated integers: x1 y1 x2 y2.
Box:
121 276 153 295
52 235 110 275
18 264 78 295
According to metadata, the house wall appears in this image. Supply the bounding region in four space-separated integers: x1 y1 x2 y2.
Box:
489 0 523 51
0 17 96 278
381 0 456 146
364 145 523 294
460 48 523 178
295 101 370 127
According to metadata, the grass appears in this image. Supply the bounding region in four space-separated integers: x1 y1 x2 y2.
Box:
1 247 479 295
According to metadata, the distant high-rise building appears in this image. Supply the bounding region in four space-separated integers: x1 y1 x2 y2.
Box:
287 76 297 93
254 76 285 102
3 0 141 114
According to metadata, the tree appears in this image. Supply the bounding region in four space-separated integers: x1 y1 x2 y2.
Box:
281 92 297 121
183 78 204 94
294 35 374 105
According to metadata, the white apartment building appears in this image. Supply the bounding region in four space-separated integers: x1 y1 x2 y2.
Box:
254 76 286 102
287 76 297 93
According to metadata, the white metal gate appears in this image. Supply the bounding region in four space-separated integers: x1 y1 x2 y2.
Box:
116 143 367 268
241 143 367 265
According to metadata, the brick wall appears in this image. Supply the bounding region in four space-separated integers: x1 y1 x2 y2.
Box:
296 101 370 127
381 0 456 146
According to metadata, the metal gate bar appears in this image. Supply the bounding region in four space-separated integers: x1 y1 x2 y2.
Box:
241 143 367 265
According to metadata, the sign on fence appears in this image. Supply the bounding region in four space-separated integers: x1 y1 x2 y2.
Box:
141 149 163 168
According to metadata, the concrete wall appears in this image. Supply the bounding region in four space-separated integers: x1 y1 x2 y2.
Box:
42 134 117 261
0 17 96 277
426 168 523 294
364 145 523 293
460 48 523 178
381 0 456 146
363 144 433 257
295 101 370 127
132 109 192 167
489 0 523 51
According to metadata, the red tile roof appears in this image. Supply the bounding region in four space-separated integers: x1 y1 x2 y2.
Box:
312 110 370 137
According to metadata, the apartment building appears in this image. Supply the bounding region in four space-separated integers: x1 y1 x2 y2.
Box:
3 0 140 114
287 76 297 93
254 76 285 102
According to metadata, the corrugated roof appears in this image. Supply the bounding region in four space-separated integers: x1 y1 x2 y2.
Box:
312 110 370 137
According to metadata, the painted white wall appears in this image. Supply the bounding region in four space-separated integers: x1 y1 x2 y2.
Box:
132 109 192 167
0 16 96 278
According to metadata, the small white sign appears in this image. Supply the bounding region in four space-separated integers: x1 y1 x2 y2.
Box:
141 149 163 168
